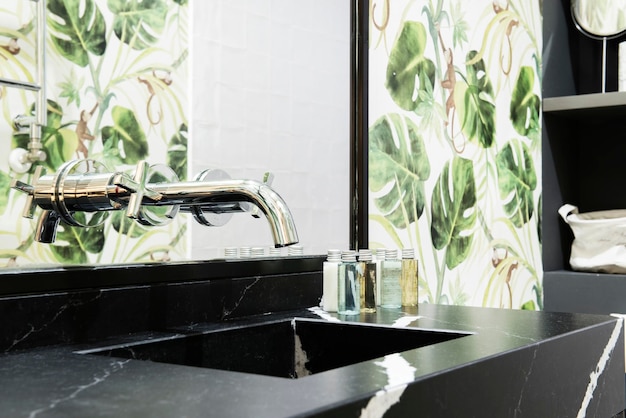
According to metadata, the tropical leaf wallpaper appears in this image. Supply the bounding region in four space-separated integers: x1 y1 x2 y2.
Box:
368 0 542 309
0 0 189 267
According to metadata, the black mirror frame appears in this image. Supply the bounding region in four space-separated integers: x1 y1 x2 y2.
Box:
0 1 369 296
350 0 369 251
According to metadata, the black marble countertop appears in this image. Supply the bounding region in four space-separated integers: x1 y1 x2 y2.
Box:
1 303 624 418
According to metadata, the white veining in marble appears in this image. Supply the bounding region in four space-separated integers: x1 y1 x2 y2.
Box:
610 313 626 373
514 347 538 416
577 317 623 418
308 306 341 322
293 333 311 378
27 359 130 418
419 315 534 343
221 277 261 318
7 292 103 352
360 353 417 417
391 315 421 328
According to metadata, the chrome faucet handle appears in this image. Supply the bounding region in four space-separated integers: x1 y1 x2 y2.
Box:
112 161 178 226
113 160 163 220
10 165 44 219
136 164 179 226
250 171 274 218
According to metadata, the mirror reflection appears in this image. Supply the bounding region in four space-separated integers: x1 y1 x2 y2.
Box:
0 1 350 268
571 0 626 38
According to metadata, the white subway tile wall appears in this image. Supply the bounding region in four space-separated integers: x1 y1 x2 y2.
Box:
190 1 351 258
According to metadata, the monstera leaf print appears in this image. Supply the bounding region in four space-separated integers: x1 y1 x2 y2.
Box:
369 114 430 229
510 66 540 143
47 0 107 67
496 139 537 228
385 21 436 112
167 124 188 181
101 106 149 165
454 50 496 148
51 213 105 264
537 194 542 244
0 171 10 216
111 211 148 239
431 156 477 270
107 0 168 50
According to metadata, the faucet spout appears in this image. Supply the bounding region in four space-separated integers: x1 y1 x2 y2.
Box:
148 179 299 247
35 210 61 244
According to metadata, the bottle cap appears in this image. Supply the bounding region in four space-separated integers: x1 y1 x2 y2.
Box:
385 248 398 259
341 250 357 262
288 245 304 256
327 249 342 262
375 248 386 260
224 247 238 258
358 249 372 261
402 248 415 259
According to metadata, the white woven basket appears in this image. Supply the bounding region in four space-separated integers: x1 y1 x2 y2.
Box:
559 204 626 274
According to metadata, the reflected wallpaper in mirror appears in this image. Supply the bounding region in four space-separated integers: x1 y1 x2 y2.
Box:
0 0 350 268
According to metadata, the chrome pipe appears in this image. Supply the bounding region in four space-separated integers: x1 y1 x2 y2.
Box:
29 0 47 162
0 78 40 91
104 179 299 247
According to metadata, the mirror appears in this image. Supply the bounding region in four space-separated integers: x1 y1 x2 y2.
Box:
0 1 352 268
571 0 626 38
189 1 351 259
571 0 626 92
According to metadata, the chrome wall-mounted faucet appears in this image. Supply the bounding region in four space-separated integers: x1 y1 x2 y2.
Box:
11 159 299 247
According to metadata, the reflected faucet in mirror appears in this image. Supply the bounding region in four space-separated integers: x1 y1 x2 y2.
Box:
10 159 299 248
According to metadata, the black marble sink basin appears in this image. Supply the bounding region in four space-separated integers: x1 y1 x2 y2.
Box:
79 318 467 379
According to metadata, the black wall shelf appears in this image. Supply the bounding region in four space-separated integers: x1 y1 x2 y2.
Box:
543 1 626 316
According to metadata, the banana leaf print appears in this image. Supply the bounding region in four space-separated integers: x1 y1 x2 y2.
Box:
385 21 436 112
107 0 168 50
369 114 430 229
47 0 107 67
430 156 477 270
496 139 537 228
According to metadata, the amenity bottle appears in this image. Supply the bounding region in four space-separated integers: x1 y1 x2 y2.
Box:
380 249 401 308
358 249 376 313
338 250 360 315
322 249 341 312
401 248 418 307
